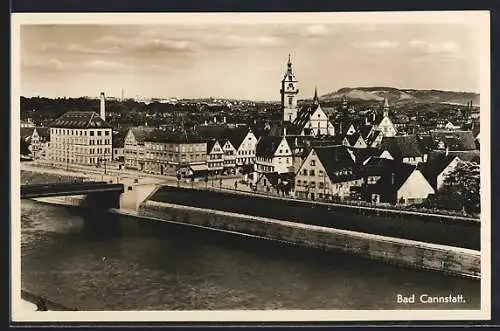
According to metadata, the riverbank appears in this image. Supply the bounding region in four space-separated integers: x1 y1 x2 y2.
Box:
121 201 480 280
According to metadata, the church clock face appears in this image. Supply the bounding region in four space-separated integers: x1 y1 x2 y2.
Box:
287 82 295 91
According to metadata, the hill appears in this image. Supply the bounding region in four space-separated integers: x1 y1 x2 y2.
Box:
320 87 480 106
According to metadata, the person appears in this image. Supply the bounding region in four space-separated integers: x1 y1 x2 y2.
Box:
234 181 238 190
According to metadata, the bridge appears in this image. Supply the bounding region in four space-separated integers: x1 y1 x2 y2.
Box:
21 181 124 199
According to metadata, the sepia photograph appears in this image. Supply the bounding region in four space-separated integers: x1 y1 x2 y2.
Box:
11 11 490 322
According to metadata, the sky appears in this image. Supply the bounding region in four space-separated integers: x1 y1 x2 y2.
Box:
20 22 482 101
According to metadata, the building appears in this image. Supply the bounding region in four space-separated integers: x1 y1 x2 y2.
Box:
254 172 294 197
366 162 434 205
20 118 36 128
281 54 299 123
49 111 112 166
379 135 427 165
421 154 463 191
124 126 156 170
206 140 224 175
232 128 258 167
221 139 237 174
143 130 207 177
342 132 367 149
429 130 477 152
294 145 362 201
253 135 294 183
374 98 397 138
288 88 335 136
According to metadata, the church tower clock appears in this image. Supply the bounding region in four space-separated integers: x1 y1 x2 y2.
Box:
280 54 299 123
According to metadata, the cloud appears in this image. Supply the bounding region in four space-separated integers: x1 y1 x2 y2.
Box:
97 35 193 55
352 40 399 50
408 40 463 62
83 60 132 71
303 24 328 37
22 57 71 71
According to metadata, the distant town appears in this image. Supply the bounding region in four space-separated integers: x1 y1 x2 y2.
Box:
20 55 481 216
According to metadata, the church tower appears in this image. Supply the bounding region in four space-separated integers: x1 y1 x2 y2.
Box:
280 54 299 123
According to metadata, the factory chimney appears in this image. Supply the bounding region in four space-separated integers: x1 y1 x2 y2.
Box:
99 92 106 121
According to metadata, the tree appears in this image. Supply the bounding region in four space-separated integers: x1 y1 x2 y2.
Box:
429 161 480 214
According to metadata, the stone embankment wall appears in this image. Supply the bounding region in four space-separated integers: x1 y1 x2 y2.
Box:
138 200 481 280
20 170 85 185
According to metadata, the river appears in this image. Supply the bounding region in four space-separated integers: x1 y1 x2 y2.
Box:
20 199 480 311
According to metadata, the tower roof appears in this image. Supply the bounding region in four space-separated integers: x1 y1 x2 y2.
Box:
313 86 319 105
283 54 297 82
383 97 389 109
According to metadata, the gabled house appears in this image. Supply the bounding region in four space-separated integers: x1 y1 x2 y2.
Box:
366 129 384 148
124 126 156 170
429 130 477 151
206 139 224 175
373 98 397 137
221 139 237 174
254 135 294 182
229 128 258 167
379 135 426 165
294 145 362 201
421 154 463 190
254 172 294 197
342 132 367 149
366 162 434 205
291 88 335 136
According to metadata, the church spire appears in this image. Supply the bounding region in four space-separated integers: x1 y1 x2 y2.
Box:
383 97 389 117
313 86 319 105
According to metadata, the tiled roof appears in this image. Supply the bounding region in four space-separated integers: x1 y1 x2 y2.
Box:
130 126 156 143
146 130 205 144
197 126 251 150
380 135 423 159
293 104 319 129
421 154 460 188
345 132 363 147
50 111 111 129
372 162 418 192
428 150 480 163
429 130 477 151
20 127 35 139
352 148 381 165
256 136 284 158
35 127 50 140
314 145 361 183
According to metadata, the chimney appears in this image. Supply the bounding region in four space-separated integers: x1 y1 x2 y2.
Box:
283 126 287 137
99 92 106 120
223 116 227 124
214 116 217 123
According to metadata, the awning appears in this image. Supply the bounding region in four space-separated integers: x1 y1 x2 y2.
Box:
189 164 208 172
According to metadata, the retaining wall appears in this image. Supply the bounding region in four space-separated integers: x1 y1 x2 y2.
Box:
138 200 481 280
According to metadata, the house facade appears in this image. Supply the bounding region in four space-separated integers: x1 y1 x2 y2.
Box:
294 145 362 201
143 131 207 177
254 136 294 183
49 111 112 166
207 140 224 175
124 126 155 170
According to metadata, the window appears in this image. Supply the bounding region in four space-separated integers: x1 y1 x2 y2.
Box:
309 170 315 176
302 169 307 175
288 97 293 106
310 160 316 166
319 182 324 189
319 170 324 176
90 131 94 136
105 130 110 136
97 130 102 136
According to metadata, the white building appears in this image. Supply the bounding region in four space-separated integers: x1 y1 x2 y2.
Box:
254 135 294 182
124 126 156 170
49 111 112 166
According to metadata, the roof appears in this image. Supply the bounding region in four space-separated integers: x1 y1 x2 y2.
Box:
189 164 208 172
129 126 156 143
50 111 111 129
352 148 381 165
358 125 374 140
197 126 251 150
428 150 480 163
227 127 251 150
20 127 34 139
255 136 284 158
146 130 205 144
371 162 418 192
206 139 220 153
417 134 434 154
293 104 320 129
429 130 477 151
112 130 127 148
35 127 50 140
344 132 363 147
313 145 361 183
380 135 423 159
421 154 459 188
363 157 399 177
